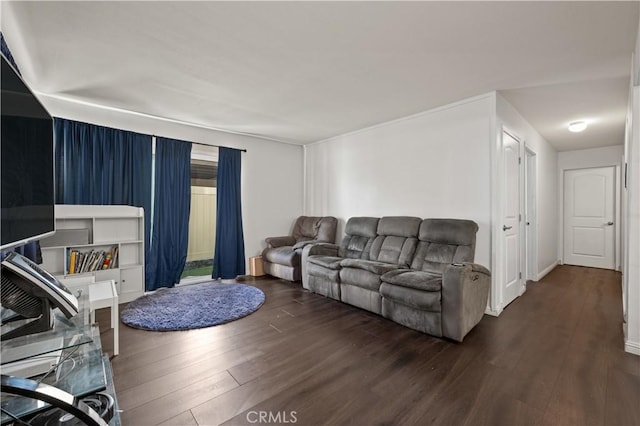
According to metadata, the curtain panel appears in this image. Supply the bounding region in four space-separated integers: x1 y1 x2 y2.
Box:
213 147 246 279
145 137 192 291
53 118 153 266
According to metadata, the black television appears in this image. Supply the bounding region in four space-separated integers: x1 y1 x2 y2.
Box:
1 53 55 251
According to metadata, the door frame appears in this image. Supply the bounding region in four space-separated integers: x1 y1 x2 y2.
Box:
557 155 623 271
524 146 538 281
615 164 621 271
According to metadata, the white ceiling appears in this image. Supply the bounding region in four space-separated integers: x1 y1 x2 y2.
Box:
2 1 638 150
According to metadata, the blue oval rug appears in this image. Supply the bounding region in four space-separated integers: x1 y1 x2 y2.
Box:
120 282 265 331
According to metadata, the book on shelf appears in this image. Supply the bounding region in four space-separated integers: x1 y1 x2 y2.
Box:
111 247 118 269
102 252 112 270
69 250 77 274
79 250 92 273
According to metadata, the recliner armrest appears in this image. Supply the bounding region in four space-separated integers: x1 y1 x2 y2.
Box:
441 262 491 342
265 235 296 248
449 262 490 276
301 243 340 289
303 242 340 257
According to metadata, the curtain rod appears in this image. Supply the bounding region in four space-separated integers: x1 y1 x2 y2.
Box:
153 136 247 152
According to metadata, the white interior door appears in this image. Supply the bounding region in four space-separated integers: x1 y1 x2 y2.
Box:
564 167 615 269
502 131 522 307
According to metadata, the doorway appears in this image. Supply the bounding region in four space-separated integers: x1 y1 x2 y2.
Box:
180 146 218 282
499 130 538 311
563 166 616 269
501 130 524 308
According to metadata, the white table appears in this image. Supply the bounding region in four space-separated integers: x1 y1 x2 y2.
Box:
89 280 119 356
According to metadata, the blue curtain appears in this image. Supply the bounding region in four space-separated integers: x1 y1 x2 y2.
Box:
213 147 245 279
146 137 191 291
53 118 153 267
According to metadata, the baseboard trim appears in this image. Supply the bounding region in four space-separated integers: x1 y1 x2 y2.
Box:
625 340 640 356
537 261 559 281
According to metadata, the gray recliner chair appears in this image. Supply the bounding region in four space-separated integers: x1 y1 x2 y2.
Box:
262 216 337 281
379 219 488 341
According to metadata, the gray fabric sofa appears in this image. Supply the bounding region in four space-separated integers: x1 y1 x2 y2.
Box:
262 216 337 281
302 216 490 342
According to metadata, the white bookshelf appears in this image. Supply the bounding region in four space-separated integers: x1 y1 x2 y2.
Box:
40 205 145 304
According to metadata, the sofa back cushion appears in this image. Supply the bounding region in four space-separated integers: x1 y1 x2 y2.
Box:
292 216 337 243
369 217 421 267
411 219 478 274
338 217 379 259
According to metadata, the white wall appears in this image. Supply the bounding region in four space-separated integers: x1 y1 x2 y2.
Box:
635 19 640 86
558 145 624 170
496 93 559 281
304 94 493 271
624 84 640 355
39 95 305 274
622 15 640 355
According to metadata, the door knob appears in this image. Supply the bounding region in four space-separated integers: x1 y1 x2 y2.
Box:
606 221 614 226
503 225 512 231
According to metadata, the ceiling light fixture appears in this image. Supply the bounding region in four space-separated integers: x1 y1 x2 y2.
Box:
568 121 588 133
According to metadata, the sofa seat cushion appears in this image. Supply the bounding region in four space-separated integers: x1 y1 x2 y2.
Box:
308 255 343 270
308 262 340 281
340 268 382 291
380 283 441 312
381 270 442 292
339 259 398 275
263 246 299 267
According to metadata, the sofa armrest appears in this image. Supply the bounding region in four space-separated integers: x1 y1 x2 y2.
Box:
292 239 322 250
265 235 296 248
303 242 339 257
301 243 340 289
441 262 491 342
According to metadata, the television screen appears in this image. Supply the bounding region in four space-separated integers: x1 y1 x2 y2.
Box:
1 54 55 250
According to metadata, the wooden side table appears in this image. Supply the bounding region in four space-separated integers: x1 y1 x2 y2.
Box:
89 280 119 356
249 256 265 276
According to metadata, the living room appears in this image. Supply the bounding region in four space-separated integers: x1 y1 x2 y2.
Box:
1 2 639 425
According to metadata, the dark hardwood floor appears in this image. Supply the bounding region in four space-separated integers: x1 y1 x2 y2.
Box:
94 265 640 425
